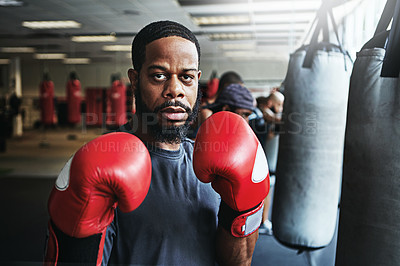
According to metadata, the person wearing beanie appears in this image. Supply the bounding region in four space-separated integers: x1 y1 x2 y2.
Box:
205 83 255 123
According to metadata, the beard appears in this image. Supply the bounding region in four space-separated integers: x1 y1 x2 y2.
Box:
134 82 202 144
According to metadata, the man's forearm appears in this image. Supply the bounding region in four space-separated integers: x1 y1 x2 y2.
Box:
215 226 258 266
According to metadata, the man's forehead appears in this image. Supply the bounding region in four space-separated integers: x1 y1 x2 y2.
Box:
147 64 198 72
142 38 199 70
145 36 198 57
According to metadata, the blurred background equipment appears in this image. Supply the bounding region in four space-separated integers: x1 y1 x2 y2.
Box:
66 71 82 126
39 73 55 126
108 73 127 129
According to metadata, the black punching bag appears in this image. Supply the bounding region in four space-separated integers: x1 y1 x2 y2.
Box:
336 0 400 265
272 3 352 250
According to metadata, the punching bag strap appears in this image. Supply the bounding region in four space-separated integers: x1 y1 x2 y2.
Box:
302 6 325 68
381 0 400 78
321 13 329 43
302 1 347 68
374 0 396 37
328 8 353 68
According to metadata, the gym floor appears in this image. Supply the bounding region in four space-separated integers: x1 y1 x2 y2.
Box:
0 127 337 266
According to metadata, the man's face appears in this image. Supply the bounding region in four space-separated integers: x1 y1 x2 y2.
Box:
129 36 202 143
232 108 253 123
274 101 284 114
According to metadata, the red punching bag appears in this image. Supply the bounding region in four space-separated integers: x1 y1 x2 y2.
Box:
39 74 55 126
66 72 82 125
110 78 127 126
206 71 219 100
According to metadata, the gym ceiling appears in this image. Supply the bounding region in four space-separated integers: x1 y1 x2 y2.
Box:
0 0 361 65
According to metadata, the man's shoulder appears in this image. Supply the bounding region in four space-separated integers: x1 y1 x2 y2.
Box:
182 137 195 145
181 138 195 156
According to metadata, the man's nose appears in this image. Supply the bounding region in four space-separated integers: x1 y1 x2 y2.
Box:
163 75 185 99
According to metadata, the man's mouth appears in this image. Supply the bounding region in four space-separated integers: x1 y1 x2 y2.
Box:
160 106 188 121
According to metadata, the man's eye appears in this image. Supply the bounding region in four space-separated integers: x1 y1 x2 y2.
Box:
182 75 193 82
153 74 166 81
243 112 252 117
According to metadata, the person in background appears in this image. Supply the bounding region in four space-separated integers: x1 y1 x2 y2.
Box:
187 71 245 140
256 90 285 235
198 71 244 125
259 90 285 140
204 82 255 123
249 100 267 148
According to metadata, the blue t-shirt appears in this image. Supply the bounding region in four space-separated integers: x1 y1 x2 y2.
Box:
102 136 220 265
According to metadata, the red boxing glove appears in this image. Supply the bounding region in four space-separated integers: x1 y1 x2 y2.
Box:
45 132 151 265
193 111 270 237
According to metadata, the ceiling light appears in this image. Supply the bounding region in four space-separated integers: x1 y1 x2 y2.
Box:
224 51 287 59
63 58 91 64
72 35 117 42
1 47 35 53
254 14 315 23
218 43 256 50
208 33 253 40
0 59 10 64
183 1 320 14
102 45 131 51
254 8 318 15
192 15 250 26
202 23 309 33
0 0 23 6
33 53 66 60
22 20 81 29
123 10 140 15
255 32 303 38
256 40 297 45
256 29 304 34
224 51 261 58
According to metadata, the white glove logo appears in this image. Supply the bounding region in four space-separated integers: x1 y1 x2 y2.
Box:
251 143 269 183
55 156 73 191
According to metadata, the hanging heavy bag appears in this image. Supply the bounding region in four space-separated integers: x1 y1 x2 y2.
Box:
66 72 82 125
40 75 55 126
206 71 219 100
272 2 352 251
110 79 127 126
335 0 400 265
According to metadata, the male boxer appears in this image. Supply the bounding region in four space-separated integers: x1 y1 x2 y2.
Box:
45 20 269 266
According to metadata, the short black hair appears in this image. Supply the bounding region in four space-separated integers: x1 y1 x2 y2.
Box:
132 20 201 72
217 71 243 94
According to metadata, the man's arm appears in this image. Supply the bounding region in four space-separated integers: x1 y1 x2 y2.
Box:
193 111 270 265
44 133 151 265
216 226 258 266
214 199 264 265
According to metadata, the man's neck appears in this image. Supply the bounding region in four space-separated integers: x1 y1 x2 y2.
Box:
154 141 181 151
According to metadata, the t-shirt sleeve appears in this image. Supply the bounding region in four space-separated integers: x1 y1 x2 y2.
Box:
101 214 117 265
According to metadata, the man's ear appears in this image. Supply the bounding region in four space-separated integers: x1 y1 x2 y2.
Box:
197 70 202 80
128 68 138 90
128 69 138 114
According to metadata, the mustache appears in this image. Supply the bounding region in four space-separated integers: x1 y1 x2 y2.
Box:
153 100 192 114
